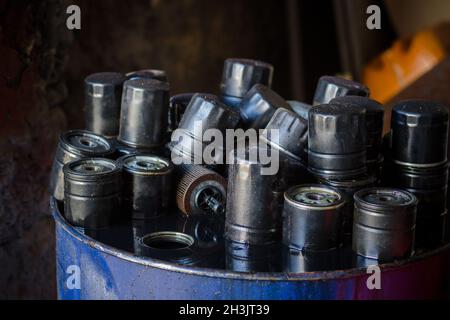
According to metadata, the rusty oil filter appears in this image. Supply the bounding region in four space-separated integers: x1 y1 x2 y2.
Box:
49 130 115 201
176 165 227 217
313 76 369 106
220 58 274 108
391 100 448 167
63 158 121 229
225 144 286 245
118 78 169 149
119 154 174 220
308 103 366 179
238 84 292 129
169 94 240 165
283 185 346 252
84 72 126 138
126 69 168 83
353 188 417 262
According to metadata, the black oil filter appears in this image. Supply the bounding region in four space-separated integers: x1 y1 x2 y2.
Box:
220 58 274 107
84 72 126 138
63 158 121 229
353 188 417 262
283 185 346 251
313 76 369 106
119 154 174 219
308 103 366 179
118 78 170 149
238 84 292 129
49 130 115 201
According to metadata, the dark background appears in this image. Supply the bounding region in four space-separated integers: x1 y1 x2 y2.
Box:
0 0 446 299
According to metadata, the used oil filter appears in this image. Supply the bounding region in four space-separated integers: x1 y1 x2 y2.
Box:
308 103 366 179
169 94 240 165
225 144 286 245
126 69 168 83
353 188 417 262
84 72 126 138
176 164 227 217
238 84 292 129
119 154 174 220
391 100 448 166
283 185 346 251
118 78 170 149
63 158 121 229
49 130 115 201
260 108 308 162
313 76 369 106
220 58 274 107
330 96 384 162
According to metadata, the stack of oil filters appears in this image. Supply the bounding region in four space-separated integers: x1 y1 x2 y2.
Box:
49 57 449 269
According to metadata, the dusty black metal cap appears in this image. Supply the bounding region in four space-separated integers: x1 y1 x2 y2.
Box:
391 100 449 166
313 76 369 106
118 78 170 149
220 58 274 99
239 84 291 129
84 72 126 137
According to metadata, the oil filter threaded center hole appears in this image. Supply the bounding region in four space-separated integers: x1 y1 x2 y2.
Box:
79 138 97 148
142 232 194 250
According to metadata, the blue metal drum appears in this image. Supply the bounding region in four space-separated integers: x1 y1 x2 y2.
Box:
52 198 450 300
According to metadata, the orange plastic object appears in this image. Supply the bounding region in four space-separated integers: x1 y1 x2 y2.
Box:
363 29 446 103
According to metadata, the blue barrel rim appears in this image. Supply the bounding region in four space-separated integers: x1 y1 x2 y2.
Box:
51 197 450 282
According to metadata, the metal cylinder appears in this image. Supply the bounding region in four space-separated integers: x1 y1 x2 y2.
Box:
313 76 369 106
238 84 292 129
308 103 366 178
176 164 227 217
49 130 115 201
84 72 126 138
391 100 449 167
63 158 121 229
220 58 274 107
126 69 168 83
331 96 384 161
225 144 285 245
260 108 308 162
118 78 170 149
283 185 346 251
318 174 377 244
169 93 240 165
119 154 174 220
353 188 417 261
